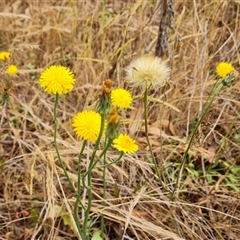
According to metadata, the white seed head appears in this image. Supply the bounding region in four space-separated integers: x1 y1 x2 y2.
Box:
125 55 170 91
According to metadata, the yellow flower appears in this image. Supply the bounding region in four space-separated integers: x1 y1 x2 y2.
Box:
6 64 18 75
126 55 170 91
0 51 10 61
216 62 235 78
39 65 75 94
113 134 138 154
111 88 133 109
72 110 101 142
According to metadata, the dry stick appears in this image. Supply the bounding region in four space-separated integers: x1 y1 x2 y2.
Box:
155 0 174 59
153 0 175 183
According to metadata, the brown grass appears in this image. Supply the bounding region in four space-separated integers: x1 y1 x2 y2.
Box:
1 1 240 240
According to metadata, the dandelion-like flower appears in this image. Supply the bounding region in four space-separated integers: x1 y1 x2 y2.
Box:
126 55 170 91
72 110 102 142
216 62 235 78
0 51 10 61
6 64 18 75
111 88 133 109
39 65 75 95
113 134 138 154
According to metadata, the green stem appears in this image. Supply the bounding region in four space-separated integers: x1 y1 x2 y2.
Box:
73 140 87 239
53 94 75 192
83 166 92 239
91 112 106 162
101 141 107 238
95 151 124 169
83 139 113 177
53 94 83 237
143 89 160 179
172 75 234 199
82 112 106 238
76 140 87 210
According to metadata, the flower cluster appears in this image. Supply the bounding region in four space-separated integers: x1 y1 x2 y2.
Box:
72 83 137 153
38 64 138 154
0 51 10 61
0 51 19 105
0 51 18 76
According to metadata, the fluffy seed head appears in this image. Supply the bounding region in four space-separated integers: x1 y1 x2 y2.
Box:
125 55 170 91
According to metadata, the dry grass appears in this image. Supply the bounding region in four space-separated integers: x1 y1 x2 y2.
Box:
1 1 240 239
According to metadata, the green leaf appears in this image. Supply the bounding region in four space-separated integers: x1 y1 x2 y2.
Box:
113 183 120 198
61 213 75 231
27 63 35 70
225 181 240 192
92 230 103 240
229 166 240 175
48 205 75 231
233 133 240 143
30 209 39 223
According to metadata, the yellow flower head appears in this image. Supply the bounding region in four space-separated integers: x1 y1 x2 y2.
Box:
126 55 170 91
7 64 18 75
111 88 133 109
39 65 75 95
113 134 138 154
0 51 10 61
72 110 101 142
216 62 235 78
